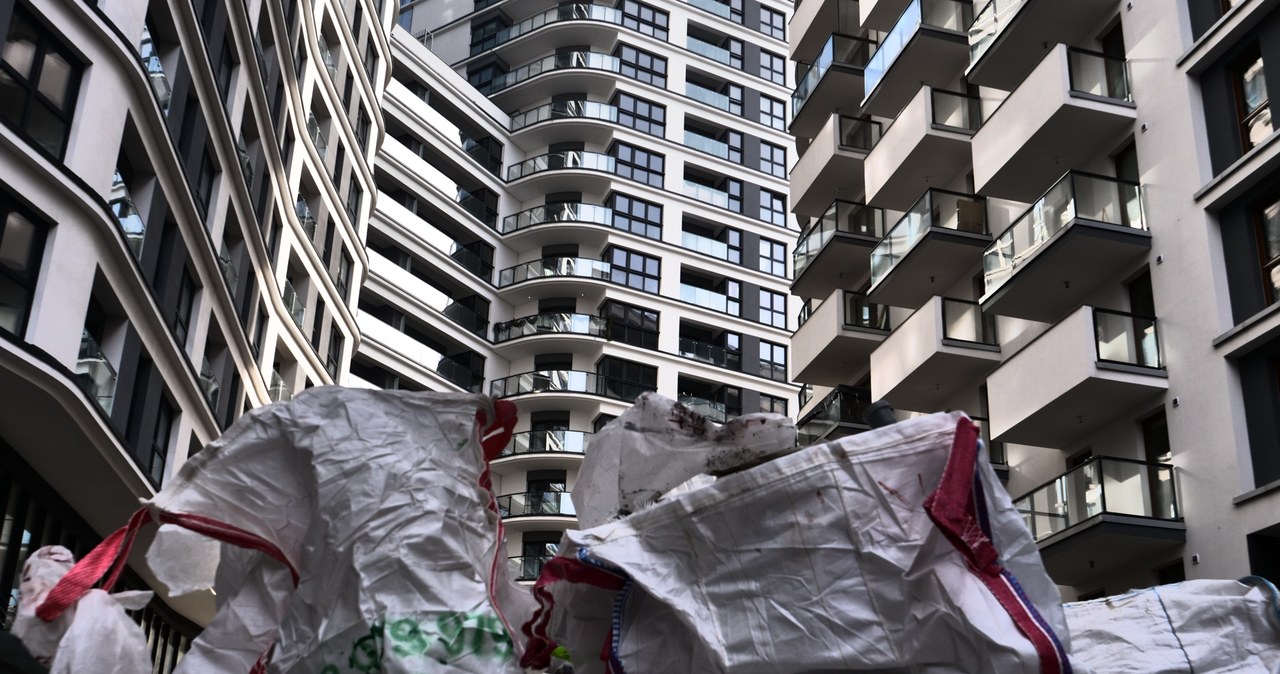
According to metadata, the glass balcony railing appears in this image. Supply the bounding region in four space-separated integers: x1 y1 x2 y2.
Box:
507 150 615 181
306 113 328 161
678 394 728 423
488 4 622 52
838 115 882 150
686 82 736 113
217 243 238 294
686 0 736 21
683 130 732 160
502 430 591 456
843 292 891 331
295 197 317 238
870 189 987 288
319 41 337 79
793 34 878 116
983 172 1144 296
683 180 733 210
680 284 738 315
678 337 733 367
681 231 731 260
497 257 612 287
502 202 614 233
687 36 737 67
491 51 620 93
490 370 655 403
109 172 146 258
509 555 555 581
931 88 983 132
199 357 220 410
1094 308 1162 369
282 280 305 329
492 312 608 343
139 27 172 114
76 331 118 415
497 491 577 518
1067 47 1132 102
865 0 972 99
510 100 619 131
941 297 998 345
967 0 1024 67
797 385 873 445
794 200 885 278
268 369 292 403
1014 456 1179 542
798 301 815 328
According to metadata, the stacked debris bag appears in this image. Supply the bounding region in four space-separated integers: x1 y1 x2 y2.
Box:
522 392 1080 673
17 388 536 674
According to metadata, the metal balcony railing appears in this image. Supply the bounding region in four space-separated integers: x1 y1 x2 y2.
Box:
794 201 884 278
501 202 614 233
492 313 608 343
282 280 305 329
793 34 877 115
941 298 998 345
509 554 555 581
506 150 615 181
1014 456 1179 542
268 369 292 402
490 370 654 403
501 430 591 456
109 172 146 257
496 491 576 517
870 189 987 288
1093 308 1162 369
139 26 172 114
497 257 612 287
510 100 619 131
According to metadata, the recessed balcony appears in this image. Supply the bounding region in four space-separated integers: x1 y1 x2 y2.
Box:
981 172 1151 322
797 385 873 445
1015 456 1184 587
75 331 118 416
867 189 990 308
864 87 981 210
966 0 1122 90
491 312 609 359
357 311 485 393
792 200 885 299
792 115 880 217
861 0 972 118
987 306 1167 447
792 290 891 385
789 33 878 138
972 45 1136 201
108 173 145 258
870 296 1000 412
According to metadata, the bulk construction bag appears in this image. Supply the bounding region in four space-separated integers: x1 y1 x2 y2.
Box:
26 387 534 674
523 395 1078 673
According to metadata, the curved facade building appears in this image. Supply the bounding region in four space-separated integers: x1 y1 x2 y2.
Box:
0 0 389 663
366 0 798 579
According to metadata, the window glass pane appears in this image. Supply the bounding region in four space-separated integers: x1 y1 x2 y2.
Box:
1243 59 1267 114
0 71 25 126
0 211 36 274
0 276 28 334
27 100 66 156
1263 200 1280 261
37 49 72 109
3 15 38 79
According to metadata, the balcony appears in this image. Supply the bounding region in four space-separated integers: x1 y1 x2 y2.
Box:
867 189 990 308
501 430 591 457
502 202 613 234
684 130 733 161
680 284 739 317
792 115 880 217
306 113 328 161
108 173 145 257
497 491 577 518
268 369 292 403
236 134 253 186
488 51 621 108
509 555 554 582
862 0 972 118
792 200 885 299
678 337 735 368
492 312 609 343
139 27 172 114
687 36 738 69
797 385 873 445
987 307 1167 447
686 0 736 22
295 197 317 239
792 290 891 385
685 82 738 115
497 257 612 291
509 100 620 145
217 243 238 294
683 180 736 211
366 253 489 337
871 297 1000 412
678 395 729 423
981 172 1150 322
319 41 337 79
966 0 1122 90
199 357 220 410
505 150 617 198
482 4 623 59
1015 457 1184 587
972 46 1135 201
865 87 980 210
356 311 485 392
490 370 655 404
790 34 878 138
75 331 117 415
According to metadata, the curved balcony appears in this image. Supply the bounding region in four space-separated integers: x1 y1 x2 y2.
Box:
501 430 591 457
509 100 621 145
981 171 1150 322
487 51 622 109
792 200 885 299
502 202 614 234
506 150 616 181
509 555 555 581
490 370 654 404
867 189 989 308
497 491 577 518
492 312 609 343
862 0 972 118
506 150 618 200
790 33 878 138
478 4 624 59
497 257 612 288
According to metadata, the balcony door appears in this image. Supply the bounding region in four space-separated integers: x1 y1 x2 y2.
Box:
527 470 568 515
1142 411 1176 519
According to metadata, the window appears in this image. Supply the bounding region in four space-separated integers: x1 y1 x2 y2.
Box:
616 44 666 87
1235 52 1272 151
760 189 786 226
607 246 660 293
311 297 326 350
470 16 507 55
759 341 787 381
147 399 174 486
609 192 662 239
759 7 785 40
346 180 363 223
760 50 785 85
760 393 787 415
1256 197 1280 305
196 151 217 220
363 41 377 81
0 5 81 159
337 250 353 301
326 329 343 379
759 288 786 328
174 270 197 347
0 189 48 337
612 142 664 188
620 0 668 39
759 238 786 276
614 92 665 136
355 107 371 153
602 300 659 350
759 95 786 130
760 142 786 178
216 39 235 102
467 63 506 94
596 356 656 402
252 306 267 358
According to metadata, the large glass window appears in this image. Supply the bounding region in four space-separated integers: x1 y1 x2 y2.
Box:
759 393 787 415
760 189 787 227
760 141 786 178
614 92 666 136
620 0 668 39
0 6 81 159
759 288 787 328
607 246 660 293
759 7 785 40
759 341 787 381
0 189 48 337
609 192 662 239
1236 53 1272 151
759 238 786 277
1257 197 1280 304
616 44 667 87
602 299 659 349
759 95 786 130
611 142 665 188
759 50 785 85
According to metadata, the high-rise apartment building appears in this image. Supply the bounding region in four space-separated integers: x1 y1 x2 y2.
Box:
789 0 1280 597
364 0 799 578
0 0 389 663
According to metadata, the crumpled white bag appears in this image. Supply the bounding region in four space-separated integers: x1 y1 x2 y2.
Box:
11 545 153 674
141 387 533 673
525 397 1079 673
1065 577 1280 672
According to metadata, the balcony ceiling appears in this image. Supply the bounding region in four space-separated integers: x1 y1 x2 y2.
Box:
1036 516 1186 587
